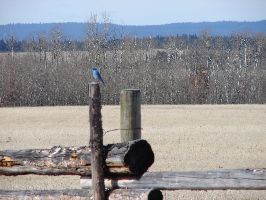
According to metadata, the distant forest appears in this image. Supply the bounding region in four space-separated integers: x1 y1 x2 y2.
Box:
0 19 266 106
0 34 201 52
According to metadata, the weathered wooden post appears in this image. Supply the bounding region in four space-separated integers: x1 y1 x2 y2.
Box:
89 83 105 200
120 89 141 142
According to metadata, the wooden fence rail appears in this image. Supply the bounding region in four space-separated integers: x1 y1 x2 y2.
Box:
0 139 154 176
0 189 163 200
81 169 266 190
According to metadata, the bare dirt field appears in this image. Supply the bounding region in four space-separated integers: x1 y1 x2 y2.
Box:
0 105 266 199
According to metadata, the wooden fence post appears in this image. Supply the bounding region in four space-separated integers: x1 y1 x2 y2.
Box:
89 83 105 200
120 89 141 142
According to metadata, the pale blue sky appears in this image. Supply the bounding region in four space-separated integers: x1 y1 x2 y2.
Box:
0 0 265 25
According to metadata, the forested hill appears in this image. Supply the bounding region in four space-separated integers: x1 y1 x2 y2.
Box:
0 20 266 40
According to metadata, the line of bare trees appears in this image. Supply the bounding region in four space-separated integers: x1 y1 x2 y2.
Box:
0 17 265 106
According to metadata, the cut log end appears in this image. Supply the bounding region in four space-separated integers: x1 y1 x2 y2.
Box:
148 189 163 200
106 139 154 176
124 139 154 176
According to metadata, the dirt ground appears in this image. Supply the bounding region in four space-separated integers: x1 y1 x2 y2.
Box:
0 105 266 199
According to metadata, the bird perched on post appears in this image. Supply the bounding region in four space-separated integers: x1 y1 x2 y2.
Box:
92 67 105 85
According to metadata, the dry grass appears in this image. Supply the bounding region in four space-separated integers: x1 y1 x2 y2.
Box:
0 105 266 199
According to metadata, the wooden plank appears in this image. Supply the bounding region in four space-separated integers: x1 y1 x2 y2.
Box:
89 83 105 200
0 189 163 200
120 89 141 142
0 139 154 176
81 169 266 190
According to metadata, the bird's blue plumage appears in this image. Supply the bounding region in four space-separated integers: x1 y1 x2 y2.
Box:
92 67 105 85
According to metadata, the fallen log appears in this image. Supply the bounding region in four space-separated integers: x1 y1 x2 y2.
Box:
0 139 154 176
0 189 163 200
81 169 266 190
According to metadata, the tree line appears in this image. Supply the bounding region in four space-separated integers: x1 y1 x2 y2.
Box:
0 22 265 106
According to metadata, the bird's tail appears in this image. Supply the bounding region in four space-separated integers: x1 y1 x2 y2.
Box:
101 79 105 86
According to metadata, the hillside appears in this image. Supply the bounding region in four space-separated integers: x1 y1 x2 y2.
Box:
0 20 265 40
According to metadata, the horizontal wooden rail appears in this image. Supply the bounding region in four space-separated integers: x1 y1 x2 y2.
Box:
0 139 154 176
81 168 266 190
0 189 163 200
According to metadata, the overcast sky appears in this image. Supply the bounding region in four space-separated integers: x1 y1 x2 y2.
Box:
0 0 266 25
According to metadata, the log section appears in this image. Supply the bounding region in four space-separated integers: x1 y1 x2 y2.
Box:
81 169 266 190
0 189 163 200
0 139 154 176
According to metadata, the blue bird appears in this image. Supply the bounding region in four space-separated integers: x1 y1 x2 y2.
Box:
92 67 105 85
